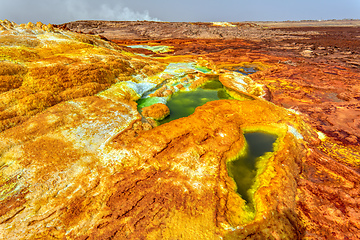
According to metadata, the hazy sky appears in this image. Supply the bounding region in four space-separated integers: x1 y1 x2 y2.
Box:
1 0 359 24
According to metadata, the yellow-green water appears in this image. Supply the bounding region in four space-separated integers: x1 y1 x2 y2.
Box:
159 80 233 124
227 132 277 205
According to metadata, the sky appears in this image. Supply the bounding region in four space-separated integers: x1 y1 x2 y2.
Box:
1 0 359 24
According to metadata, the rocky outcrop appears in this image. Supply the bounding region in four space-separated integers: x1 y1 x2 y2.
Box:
141 103 170 120
56 20 302 41
0 95 313 239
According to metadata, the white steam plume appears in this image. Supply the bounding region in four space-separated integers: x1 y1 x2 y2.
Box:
65 0 160 21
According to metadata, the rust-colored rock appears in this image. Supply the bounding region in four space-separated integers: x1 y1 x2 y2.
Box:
141 103 170 120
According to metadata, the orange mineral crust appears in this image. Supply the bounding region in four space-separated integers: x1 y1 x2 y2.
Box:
1 19 360 239
107 99 310 239
141 103 170 121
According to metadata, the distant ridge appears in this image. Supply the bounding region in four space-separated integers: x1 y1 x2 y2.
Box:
55 19 360 41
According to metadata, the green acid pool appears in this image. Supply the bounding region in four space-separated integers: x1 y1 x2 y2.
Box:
158 80 233 124
227 132 277 206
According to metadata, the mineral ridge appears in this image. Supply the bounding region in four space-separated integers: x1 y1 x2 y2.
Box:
0 20 360 239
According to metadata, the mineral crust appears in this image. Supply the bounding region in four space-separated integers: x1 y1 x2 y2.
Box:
141 103 170 121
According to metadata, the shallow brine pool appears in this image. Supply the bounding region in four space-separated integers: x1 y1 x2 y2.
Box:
159 80 233 124
227 132 277 206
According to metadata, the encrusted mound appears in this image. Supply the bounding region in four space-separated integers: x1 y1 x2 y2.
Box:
141 103 170 120
0 95 311 239
111 99 311 239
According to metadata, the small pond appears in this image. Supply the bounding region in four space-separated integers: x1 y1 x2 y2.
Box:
227 132 277 206
224 66 258 75
158 80 233 124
